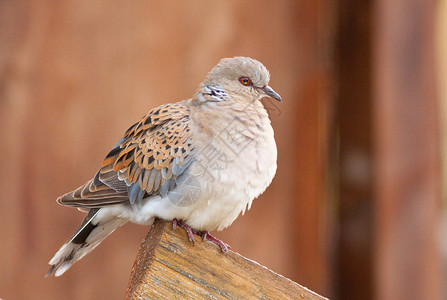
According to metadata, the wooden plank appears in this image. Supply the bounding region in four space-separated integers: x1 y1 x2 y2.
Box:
373 0 442 299
285 1 335 296
334 1 374 299
126 219 327 300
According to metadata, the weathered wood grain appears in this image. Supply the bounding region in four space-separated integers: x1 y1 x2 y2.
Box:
126 219 327 300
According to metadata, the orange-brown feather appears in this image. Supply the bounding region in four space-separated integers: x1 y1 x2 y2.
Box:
57 101 193 208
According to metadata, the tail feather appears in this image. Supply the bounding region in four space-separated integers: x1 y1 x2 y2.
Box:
46 208 127 277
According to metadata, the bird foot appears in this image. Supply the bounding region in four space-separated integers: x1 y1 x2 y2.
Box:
199 231 230 255
172 219 196 246
172 219 230 254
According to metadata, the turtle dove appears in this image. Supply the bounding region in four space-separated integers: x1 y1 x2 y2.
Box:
47 56 281 277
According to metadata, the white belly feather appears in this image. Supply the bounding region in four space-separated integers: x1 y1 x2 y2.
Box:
117 106 277 232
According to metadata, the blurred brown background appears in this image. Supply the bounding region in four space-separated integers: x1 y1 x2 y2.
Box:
0 1 444 299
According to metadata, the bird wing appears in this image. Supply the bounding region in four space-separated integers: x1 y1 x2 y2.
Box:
57 101 194 208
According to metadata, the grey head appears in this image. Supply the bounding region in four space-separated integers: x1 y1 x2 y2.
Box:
198 56 282 103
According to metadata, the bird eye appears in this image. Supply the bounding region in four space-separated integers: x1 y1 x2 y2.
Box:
238 76 253 86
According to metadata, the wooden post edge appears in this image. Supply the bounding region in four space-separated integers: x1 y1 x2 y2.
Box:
125 219 328 299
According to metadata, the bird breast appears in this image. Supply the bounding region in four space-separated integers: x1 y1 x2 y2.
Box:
184 101 278 231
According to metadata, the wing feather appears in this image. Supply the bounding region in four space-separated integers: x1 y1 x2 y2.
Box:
57 101 193 208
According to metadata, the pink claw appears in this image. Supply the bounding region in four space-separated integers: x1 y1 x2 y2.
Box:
172 219 196 246
171 219 230 254
200 231 230 255
172 219 178 230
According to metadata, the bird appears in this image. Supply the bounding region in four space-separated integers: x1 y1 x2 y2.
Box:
46 56 281 277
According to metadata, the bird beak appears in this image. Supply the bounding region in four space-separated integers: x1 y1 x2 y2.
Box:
260 86 282 102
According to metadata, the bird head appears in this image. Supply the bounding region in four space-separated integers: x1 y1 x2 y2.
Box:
198 57 282 104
